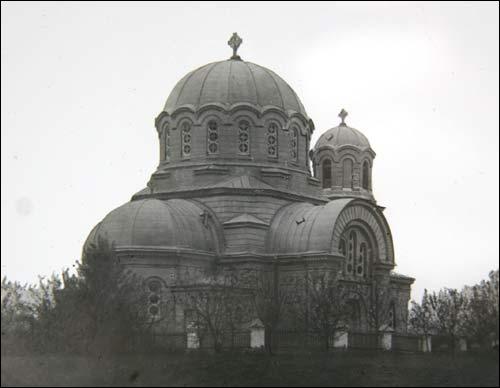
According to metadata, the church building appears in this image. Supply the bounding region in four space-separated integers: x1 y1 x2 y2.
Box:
84 34 414 343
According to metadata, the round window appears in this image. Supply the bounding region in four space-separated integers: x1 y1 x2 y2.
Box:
148 280 161 293
149 305 159 316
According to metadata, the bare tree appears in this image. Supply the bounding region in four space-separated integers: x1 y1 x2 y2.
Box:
302 271 351 350
352 281 394 333
183 272 247 352
252 268 288 354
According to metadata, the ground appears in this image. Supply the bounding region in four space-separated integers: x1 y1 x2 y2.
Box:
1 350 498 387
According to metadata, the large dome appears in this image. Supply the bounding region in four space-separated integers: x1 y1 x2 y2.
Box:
163 59 308 119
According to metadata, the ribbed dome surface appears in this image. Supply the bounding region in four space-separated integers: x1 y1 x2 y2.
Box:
163 60 308 118
84 199 216 252
314 124 371 151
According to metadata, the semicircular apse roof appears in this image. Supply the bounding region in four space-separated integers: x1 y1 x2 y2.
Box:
267 199 354 254
84 198 219 253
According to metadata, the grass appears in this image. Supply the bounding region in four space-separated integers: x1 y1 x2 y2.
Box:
1 349 498 387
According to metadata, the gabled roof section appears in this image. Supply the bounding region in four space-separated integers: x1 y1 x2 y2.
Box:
224 213 269 229
210 174 275 190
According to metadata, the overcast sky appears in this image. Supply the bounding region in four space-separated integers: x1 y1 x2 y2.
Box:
2 2 498 301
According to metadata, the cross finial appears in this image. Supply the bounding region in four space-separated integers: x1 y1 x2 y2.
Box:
338 109 348 125
228 32 243 60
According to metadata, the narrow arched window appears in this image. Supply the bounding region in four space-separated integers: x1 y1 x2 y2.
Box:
181 121 192 158
207 120 219 155
348 300 361 331
289 126 298 162
358 243 366 277
347 231 357 274
322 159 332 188
342 158 353 189
388 303 397 329
267 122 278 158
362 161 370 190
238 120 250 155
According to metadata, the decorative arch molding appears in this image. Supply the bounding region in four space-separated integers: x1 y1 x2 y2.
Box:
313 145 376 160
143 275 168 289
331 202 394 264
169 113 196 131
262 113 288 131
336 144 376 158
285 117 308 136
197 111 226 127
361 157 373 168
339 152 361 165
232 112 260 129
158 107 312 135
317 151 336 166
158 103 310 128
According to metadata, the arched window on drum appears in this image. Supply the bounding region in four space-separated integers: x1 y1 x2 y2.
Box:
207 120 219 155
267 122 279 158
362 160 370 190
238 120 250 155
161 122 171 163
322 159 332 188
181 121 192 158
147 279 162 319
289 126 298 162
342 158 353 189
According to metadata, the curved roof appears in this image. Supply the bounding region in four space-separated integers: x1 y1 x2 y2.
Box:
267 199 354 254
163 60 308 118
314 124 371 151
84 199 217 252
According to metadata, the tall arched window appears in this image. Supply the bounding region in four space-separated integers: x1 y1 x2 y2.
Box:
322 159 332 188
207 120 219 155
347 300 361 331
347 231 357 274
358 243 367 277
181 121 192 158
267 122 278 158
342 158 353 189
238 120 250 155
388 303 397 329
362 161 370 190
289 126 298 162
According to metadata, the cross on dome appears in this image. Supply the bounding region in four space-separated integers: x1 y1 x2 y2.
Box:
228 32 243 60
338 109 348 125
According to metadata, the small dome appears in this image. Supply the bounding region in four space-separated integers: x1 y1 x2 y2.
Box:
163 59 308 119
314 124 371 151
84 199 217 252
